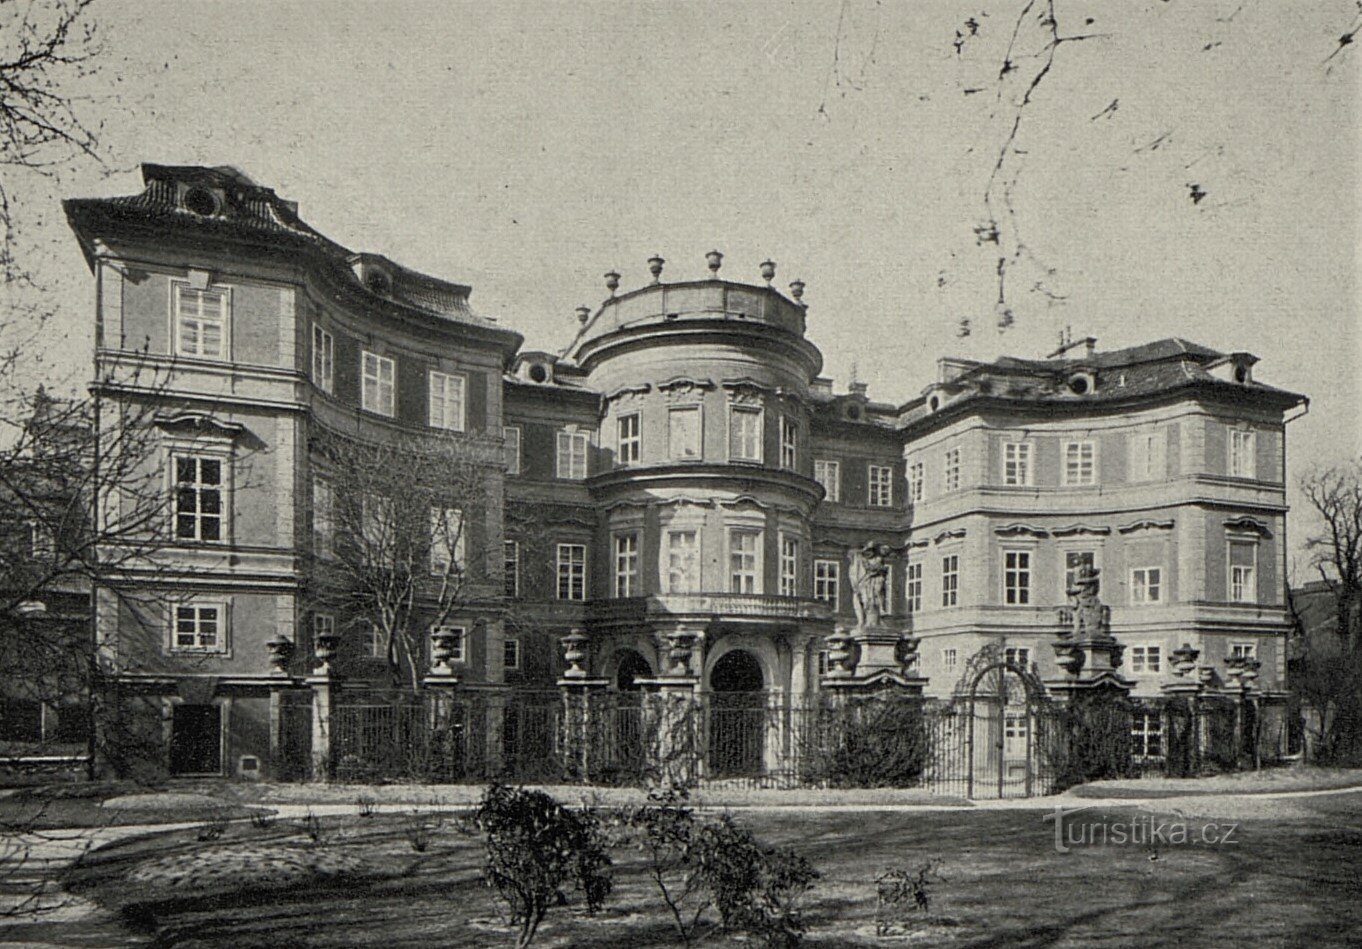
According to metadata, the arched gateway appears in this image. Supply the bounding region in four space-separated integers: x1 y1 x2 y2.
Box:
707 649 766 778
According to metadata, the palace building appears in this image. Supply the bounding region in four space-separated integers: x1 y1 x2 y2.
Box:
63 165 1307 781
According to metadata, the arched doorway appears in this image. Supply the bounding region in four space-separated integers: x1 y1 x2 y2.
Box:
612 650 652 779
708 649 765 778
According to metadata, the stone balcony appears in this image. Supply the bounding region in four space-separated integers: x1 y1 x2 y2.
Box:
587 592 833 630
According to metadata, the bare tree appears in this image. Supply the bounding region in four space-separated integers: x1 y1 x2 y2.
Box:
1294 460 1362 762
308 427 501 692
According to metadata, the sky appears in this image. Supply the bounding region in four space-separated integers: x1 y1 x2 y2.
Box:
8 0 1359 573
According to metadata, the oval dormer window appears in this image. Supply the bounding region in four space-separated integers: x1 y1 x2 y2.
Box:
182 187 218 217
928 395 940 412
365 271 390 294
1068 373 1092 395
528 364 549 384
1234 365 1248 384
846 404 862 421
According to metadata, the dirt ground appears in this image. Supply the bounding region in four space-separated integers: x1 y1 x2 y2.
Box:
47 788 1362 948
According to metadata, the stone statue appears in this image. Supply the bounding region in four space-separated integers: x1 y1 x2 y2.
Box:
849 542 892 628
1064 562 1111 640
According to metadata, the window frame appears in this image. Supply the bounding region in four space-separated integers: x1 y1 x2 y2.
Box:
1003 549 1032 605
172 282 231 360
664 529 701 594
1003 442 1032 486
941 554 960 607
779 416 798 470
504 540 520 598
908 461 925 504
503 426 521 476
170 600 229 654
728 405 764 463
434 625 466 664
1128 429 1165 482
1228 539 1257 604
617 413 642 466
614 532 639 598
1130 566 1163 604
868 464 894 507
311 323 334 393
361 350 396 417
429 506 465 577
1130 644 1163 674
1062 440 1097 486
813 558 840 611
556 430 590 480
556 542 587 601
943 447 961 493
727 528 762 594
503 637 521 671
905 561 923 613
1230 641 1257 660
1229 428 1256 479
312 477 333 559
1131 709 1163 758
428 370 467 432
814 459 840 502
779 533 799 598
942 647 958 671
172 454 226 544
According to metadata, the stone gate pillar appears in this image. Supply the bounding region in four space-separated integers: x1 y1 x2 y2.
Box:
306 626 341 782
265 634 298 779
558 630 610 782
637 627 703 786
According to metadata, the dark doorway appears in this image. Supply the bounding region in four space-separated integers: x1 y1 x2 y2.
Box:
616 650 652 691
170 704 221 775
708 650 765 778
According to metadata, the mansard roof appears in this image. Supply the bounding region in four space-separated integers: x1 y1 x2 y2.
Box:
899 336 1306 431
64 164 521 355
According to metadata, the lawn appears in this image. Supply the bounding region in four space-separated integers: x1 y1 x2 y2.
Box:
54 790 1362 948
0 782 266 830
1070 766 1362 799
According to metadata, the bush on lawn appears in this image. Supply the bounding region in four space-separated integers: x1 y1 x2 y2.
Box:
471 783 612 949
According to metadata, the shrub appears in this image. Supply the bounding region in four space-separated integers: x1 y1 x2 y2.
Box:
471 783 613 949
692 814 819 948
249 811 275 831
875 861 943 935
299 808 327 846
622 785 710 945
405 812 441 852
355 794 378 818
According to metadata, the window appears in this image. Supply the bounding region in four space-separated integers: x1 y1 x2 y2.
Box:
429 371 466 431
813 559 840 610
361 351 396 417
503 427 521 475
779 535 799 597
174 284 229 359
1130 566 1163 604
312 478 332 558
174 456 223 542
363 623 384 659
942 647 958 671
311 324 333 393
1130 645 1162 674
868 464 894 507
1004 550 1031 605
556 544 587 600
1063 550 1096 595
1005 646 1031 668
1131 710 1163 758
313 613 333 644
504 638 520 671
906 562 923 613
1129 430 1165 481
504 541 520 598
1230 642 1257 660
173 603 225 652
614 533 639 597
1003 442 1032 486
943 448 961 492
814 460 840 502
29 521 54 560
557 430 590 480
729 407 763 462
361 496 394 566
435 626 466 663
665 531 700 593
617 414 641 465
429 507 465 576
941 554 959 607
908 462 925 503
1229 429 1256 478
817 650 829 676
1229 540 1256 603
669 407 702 460
1063 441 1097 486
1004 713 1029 755
729 529 761 594
780 417 798 469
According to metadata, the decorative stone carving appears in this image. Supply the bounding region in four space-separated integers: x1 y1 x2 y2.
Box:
560 629 590 680
266 635 295 676
313 626 339 674
604 270 621 295
1057 563 1112 641
1224 655 1262 689
849 542 893 629
431 626 462 675
1170 642 1201 677
664 629 702 676
824 627 855 678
